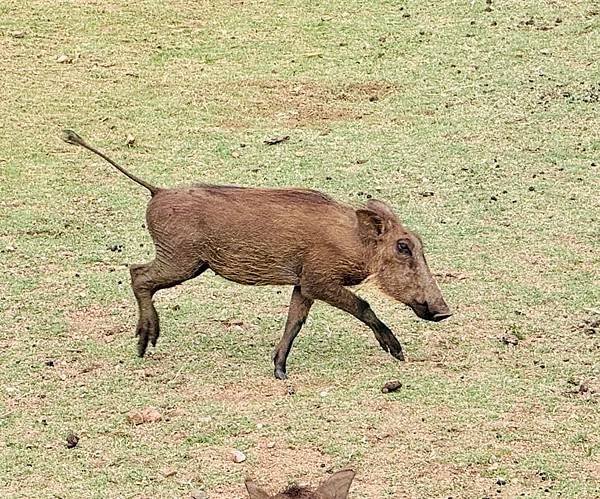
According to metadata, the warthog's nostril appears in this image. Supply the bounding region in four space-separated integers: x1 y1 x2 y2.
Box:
432 312 452 322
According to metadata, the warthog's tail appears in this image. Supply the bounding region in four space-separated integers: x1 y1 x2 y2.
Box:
62 129 159 196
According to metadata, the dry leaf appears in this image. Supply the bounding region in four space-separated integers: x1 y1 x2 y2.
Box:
264 135 289 145
435 271 467 282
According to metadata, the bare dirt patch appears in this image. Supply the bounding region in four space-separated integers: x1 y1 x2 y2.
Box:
65 303 131 342
219 79 398 127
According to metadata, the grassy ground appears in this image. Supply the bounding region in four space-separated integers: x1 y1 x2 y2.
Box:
1 1 599 497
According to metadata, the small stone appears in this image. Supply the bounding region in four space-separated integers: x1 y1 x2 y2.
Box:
190 490 208 499
319 390 329 397
126 134 135 147
9 30 25 38
496 478 507 486
56 54 73 64
161 467 177 478
231 449 246 463
528 186 535 191
45 360 55 367
267 441 276 449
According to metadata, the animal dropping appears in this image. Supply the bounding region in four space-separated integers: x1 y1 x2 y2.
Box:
62 130 452 379
381 380 402 393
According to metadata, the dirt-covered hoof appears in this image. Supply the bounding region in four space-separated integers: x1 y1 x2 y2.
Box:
390 346 405 361
274 367 288 380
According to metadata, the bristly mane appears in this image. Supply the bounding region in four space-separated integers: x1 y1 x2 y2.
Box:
281 485 314 498
193 184 335 205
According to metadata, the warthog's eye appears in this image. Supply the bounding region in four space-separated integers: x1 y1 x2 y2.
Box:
396 240 412 256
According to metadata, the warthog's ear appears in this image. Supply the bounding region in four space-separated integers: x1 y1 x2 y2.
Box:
356 199 397 241
316 470 356 499
365 199 398 223
245 480 271 499
356 208 385 240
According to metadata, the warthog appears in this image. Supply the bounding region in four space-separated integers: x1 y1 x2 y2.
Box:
63 130 451 378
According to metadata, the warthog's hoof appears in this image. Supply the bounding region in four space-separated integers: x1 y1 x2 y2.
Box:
392 348 406 361
388 344 405 361
274 367 288 380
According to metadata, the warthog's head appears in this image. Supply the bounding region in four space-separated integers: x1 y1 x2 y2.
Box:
356 199 452 322
245 470 355 499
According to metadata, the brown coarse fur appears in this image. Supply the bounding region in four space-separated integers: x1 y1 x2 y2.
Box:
63 130 451 379
245 470 356 499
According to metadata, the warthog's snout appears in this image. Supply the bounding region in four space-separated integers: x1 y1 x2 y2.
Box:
410 301 452 322
432 312 453 322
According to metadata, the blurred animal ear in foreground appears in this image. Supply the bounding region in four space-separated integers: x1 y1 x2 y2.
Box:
245 480 271 499
245 470 355 498
316 470 356 498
